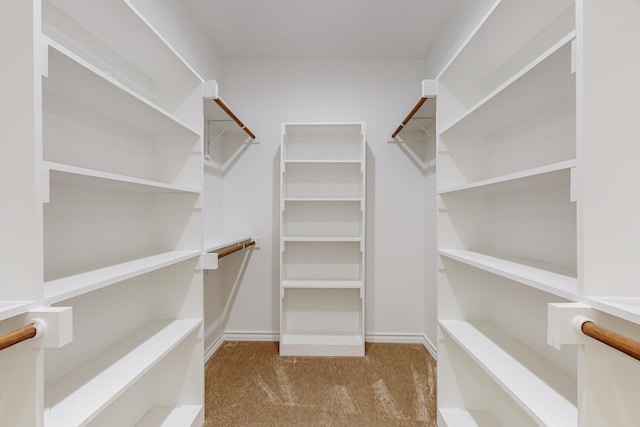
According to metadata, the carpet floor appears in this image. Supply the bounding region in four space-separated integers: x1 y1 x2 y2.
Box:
204 342 437 426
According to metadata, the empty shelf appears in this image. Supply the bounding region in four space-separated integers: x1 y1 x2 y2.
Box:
440 32 576 135
45 162 200 194
283 237 362 243
586 297 640 325
438 249 577 299
440 320 577 427
136 405 203 427
438 160 576 194
280 334 364 357
45 319 202 427
0 300 34 322
44 250 201 304
282 280 363 289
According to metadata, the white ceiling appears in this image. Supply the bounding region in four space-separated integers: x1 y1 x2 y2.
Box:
184 0 460 59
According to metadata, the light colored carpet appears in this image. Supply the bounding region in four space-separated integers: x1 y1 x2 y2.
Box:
204 342 436 426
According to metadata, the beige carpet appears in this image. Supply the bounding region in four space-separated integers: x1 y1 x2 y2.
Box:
204 342 436 426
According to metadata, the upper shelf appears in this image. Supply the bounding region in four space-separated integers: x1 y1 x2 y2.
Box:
438 0 574 115
44 162 201 195
42 0 203 130
44 39 201 137
439 32 576 136
438 160 576 195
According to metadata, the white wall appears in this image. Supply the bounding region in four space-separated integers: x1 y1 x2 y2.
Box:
217 59 429 341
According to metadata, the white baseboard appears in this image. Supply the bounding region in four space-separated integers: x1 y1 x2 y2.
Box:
205 331 437 362
365 332 437 360
204 334 226 363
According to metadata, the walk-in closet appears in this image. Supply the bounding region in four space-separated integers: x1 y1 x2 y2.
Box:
1 0 639 426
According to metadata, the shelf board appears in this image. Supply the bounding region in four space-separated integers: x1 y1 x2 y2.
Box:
44 37 200 137
438 249 577 300
282 280 363 290
45 319 202 427
439 320 577 427
44 161 200 194
438 408 499 427
438 160 576 194
586 297 640 325
283 197 362 202
203 236 253 253
280 333 364 357
44 250 201 304
283 237 362 243
0 300 35 322
135 405 203 427
283 159 361 164
440 31 576 135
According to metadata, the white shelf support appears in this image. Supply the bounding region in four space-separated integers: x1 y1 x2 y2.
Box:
26 307 73 349
547 303 597 349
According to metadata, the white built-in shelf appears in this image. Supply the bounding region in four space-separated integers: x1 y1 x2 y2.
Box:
283 237 362 243
440 32 576 135
438 249 577 299
203 236 253 254
284 197 361 203
440 320 577 427
42 0 202 122
0 300 35 322
44 38 200 137
45 319 202 427
135 405 203 427
280 334 363 357
586 297 640 326
284 159 361 164
44 250 201 304
282 280 363 290
44 162 201 194
438 160 576 194
438 408 499 427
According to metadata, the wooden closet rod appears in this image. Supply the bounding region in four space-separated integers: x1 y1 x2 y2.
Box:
392 96 428 138
217 240 256 259
213 98 256 139
0 323 37 352
581 320 640 361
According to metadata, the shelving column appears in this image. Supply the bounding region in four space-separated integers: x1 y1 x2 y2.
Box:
436 1 579 426
280 123 366 356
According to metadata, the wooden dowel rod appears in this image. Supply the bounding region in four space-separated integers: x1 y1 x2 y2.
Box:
581 320 640 361
213 98 256 139
0 323 37 352
392 96 428 138
217 240 256 259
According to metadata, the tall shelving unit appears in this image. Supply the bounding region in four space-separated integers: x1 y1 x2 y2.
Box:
1 0 206 425
436 0 578 425
280 123 366 356
437 0 640 426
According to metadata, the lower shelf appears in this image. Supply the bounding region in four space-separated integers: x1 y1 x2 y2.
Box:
438 408 498 427
439 320 577 427
136 405 203 427
45 319 202 427
280 333 364 356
